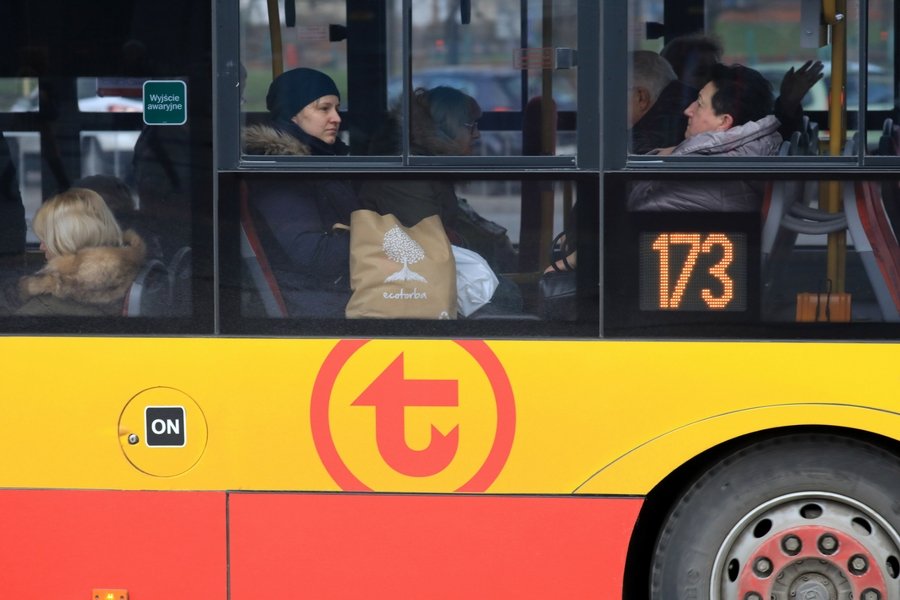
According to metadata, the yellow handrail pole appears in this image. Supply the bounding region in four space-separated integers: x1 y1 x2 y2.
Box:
267 0 284 79
824 0 847 291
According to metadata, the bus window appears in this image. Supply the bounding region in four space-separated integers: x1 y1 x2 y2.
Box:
223 172 598 335
239 0 578 160
867 0 897 155
240 0 403 157
625 0 894 157
0 0 213 331
605 174 900 334
409 0 577 157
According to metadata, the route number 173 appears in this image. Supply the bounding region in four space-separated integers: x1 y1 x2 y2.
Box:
639 232 747 312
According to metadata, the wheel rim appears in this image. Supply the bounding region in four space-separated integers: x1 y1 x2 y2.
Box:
710 492 900 600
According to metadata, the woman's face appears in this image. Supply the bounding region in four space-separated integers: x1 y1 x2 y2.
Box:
291 95 341 144
683 81 729 139
454 116 481 155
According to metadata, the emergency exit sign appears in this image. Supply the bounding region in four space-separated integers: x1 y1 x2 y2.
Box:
143 80 187 125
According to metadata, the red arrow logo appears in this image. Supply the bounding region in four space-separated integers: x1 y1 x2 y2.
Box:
352 353 459 477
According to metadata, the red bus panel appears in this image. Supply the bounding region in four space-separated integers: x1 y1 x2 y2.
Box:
229 493 642 598
0 490 226 598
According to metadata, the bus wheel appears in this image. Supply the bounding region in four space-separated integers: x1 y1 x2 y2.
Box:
650 434 900 600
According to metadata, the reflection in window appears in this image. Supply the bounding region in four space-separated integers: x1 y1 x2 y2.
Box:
0 77 39 113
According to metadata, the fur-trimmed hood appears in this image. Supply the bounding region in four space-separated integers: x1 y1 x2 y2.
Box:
242 124 313 156
19 229 147 306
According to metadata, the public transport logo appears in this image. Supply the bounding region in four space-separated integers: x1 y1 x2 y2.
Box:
311 339 516 492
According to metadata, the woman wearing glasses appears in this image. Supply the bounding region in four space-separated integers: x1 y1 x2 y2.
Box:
361 86 521 313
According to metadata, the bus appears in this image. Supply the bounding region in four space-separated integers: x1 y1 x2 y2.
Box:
0 0 898 598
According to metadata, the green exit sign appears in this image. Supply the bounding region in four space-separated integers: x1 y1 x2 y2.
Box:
143 80 187 125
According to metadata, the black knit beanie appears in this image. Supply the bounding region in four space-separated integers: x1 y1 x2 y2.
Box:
266 68 340 121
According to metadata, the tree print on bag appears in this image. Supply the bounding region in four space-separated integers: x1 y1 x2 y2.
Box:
383 225 427 283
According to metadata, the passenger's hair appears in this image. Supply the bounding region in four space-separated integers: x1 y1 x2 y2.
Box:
632 50 677 103
414 86 481 141
661 33 723 89
709 63 774 126
33 187 123 256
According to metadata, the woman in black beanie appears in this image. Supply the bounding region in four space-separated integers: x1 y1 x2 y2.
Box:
242 68 360 318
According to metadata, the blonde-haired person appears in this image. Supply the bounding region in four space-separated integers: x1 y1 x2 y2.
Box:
12 188 145 316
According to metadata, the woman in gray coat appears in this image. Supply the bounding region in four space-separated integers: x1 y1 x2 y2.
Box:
629 64 782 212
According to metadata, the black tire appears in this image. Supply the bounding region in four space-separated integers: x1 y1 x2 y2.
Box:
650 434 900 600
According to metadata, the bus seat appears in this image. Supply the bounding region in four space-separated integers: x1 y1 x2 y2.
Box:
760 140 793 254
239 182 288 318
168 245 192 316
843 180 900 322
789 130 802 156
806 119 820 155
761 138 843 267
877 118 894 155
761 137 846 313
123 259 171 317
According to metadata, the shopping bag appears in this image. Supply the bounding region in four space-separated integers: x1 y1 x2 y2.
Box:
346 209 457 319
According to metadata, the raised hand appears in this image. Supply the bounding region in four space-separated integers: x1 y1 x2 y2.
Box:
779 60 825 110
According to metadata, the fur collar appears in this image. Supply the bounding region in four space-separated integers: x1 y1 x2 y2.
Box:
242 124 312 156
19 229 147 306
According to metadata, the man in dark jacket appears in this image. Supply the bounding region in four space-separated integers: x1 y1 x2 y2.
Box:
629 51 697 154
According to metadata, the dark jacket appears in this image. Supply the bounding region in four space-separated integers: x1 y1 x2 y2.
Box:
0 132 25 255
242 121 360 318
630 80 696 154
628 115 783 212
